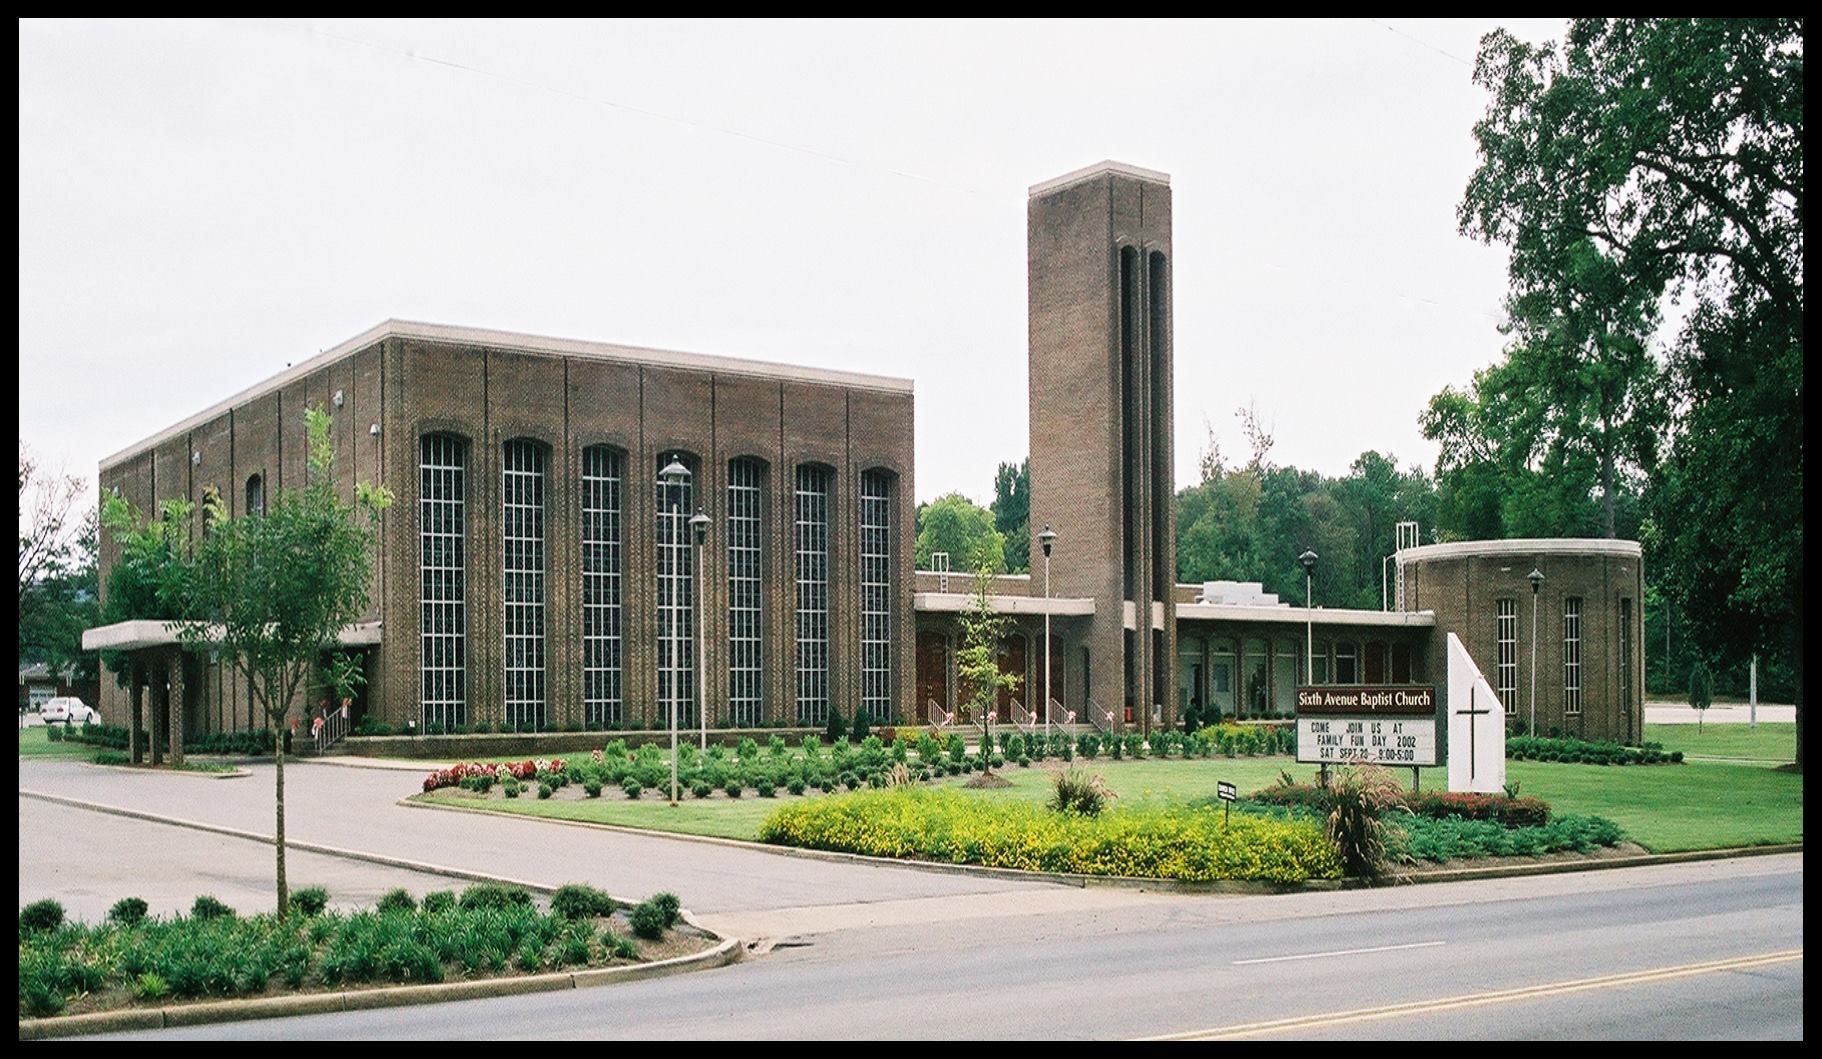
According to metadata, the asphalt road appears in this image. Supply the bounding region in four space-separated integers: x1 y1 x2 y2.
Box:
18 758 1803 1039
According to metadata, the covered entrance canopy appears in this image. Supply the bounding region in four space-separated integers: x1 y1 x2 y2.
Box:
80 620 381 766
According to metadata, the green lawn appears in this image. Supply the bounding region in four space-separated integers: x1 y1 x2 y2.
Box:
416 752 1802 855
1644 722 1797 762
17 726 93 759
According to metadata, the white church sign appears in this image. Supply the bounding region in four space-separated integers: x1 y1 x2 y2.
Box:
1295 686 1440 766
1444 631 1506 794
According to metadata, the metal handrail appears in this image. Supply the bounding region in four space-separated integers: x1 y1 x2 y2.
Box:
1088 698 1115 734
313 706 351 754
1047 697 1076 727
1010 697 1037 732
926 697 953 729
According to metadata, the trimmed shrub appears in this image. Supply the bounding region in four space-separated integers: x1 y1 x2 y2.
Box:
759 788 1341 883
692 781 713 799
1506 735 1681 766
1398 813 1626 862
421 890 455 914
377 888 417 914
628 899 668 939
459 883 533 910
552 884 618 921
108 896 150 926
622 779 644 799
724 779 744 798
601 928 639 960
756 779 777 798
504 780 522 799
20 898 65 933
537 782 554 800
787 778 807 796
291 887 329 917
1076 733 1101 759
584 778 603 798
647 891 681 926
825 705 847 744
190 895 234 920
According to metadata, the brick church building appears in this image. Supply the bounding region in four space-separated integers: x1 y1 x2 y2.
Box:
88 162 1645 750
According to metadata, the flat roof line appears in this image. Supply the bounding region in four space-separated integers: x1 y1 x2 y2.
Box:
100 320 915 472
1029 160 1171 197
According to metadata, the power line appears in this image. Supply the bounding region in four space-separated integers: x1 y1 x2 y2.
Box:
296 22 981 195
1366 19 1475 68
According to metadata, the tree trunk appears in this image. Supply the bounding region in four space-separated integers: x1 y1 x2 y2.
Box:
274 719 289 915
1599 439 1617 539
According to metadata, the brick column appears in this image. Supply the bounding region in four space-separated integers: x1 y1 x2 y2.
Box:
167 650 186 767
148 665 165 766
129 663 144 764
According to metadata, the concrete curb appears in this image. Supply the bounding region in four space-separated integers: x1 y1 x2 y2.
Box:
17 935 743 1040
403 791 1801 894
80 761 252 780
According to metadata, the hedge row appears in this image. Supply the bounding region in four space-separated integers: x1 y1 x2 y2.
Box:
1247 784 1552 827
1506 735 1683 765
756 787 1342 883
1397 814 1627 862
58 723 277 757
16 883 664 1018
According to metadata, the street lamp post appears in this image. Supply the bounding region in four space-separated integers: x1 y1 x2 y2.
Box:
1528 568 1544 738
1039 525 1057 744
1298 550 1320 787
691 509 711 753
660 459 689 806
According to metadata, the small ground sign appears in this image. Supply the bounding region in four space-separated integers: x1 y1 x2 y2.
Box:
1216 781 1236 802
1296 686 1441 767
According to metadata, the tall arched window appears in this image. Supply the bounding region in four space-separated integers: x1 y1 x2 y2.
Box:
794 463 831 724
581 446 623 728
655 453 697 728
859 469 893 723
420 434 467 729
727 457 765 727
245 474 265 519
502 439 547 731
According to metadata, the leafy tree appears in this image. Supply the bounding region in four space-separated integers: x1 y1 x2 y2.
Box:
181 406 392 914
914 492 1004 574
957 560 1019 772
18 505 100 690
1688 660 1714 732
990 458 1030 574
1461 18 1803 765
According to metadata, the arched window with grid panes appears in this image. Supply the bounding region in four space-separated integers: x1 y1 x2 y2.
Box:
581 445 624 728
419 433 467 729
859 468 894 723
502 439 548 731
794 463 832 724
727 457 766 727
655 452 698 729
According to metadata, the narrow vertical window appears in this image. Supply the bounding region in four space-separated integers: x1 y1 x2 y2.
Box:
1334 641 1360 686
1563 597 1583 716
1243 638 1269 717
1119 245 1138 603
727 458 764 727
794 464 830 724
859 469 892 723
245 474 265 519
1272 640 1297 714
502 440 546 731
1496 598 1518 714
582 446 623 728
1148 250 1170 602
655 454 697 729
420 434 466 729
1619 598 1634 713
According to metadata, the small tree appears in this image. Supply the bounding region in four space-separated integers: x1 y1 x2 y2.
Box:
184 407 391 914
1689 660 1714 732
957 558 1019 773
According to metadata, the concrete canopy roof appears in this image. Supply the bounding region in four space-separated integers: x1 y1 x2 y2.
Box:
81 620 383 652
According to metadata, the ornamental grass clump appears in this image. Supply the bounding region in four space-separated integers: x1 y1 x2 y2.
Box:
1049 767 1115 817
1323 765 1409 881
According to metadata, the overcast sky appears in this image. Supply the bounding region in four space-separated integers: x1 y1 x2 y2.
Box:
20 17 1570 511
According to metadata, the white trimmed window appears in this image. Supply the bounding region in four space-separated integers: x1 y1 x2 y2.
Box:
502 440 547 731
1496 598 1518 715
582 446 623 728
795 464 831 724
655 454 698 729
727 457 764 727
1563 596 1583 716
859 469 892 723
420 434 467 729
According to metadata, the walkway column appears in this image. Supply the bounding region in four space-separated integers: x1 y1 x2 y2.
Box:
129 662 144 764
166 649 186 768
148 664 165 766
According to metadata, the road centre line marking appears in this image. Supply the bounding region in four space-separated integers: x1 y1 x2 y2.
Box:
1233 941 1446 965
1144 949 1803 1040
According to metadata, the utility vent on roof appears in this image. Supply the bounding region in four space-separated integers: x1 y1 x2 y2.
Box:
1194 581 1285 607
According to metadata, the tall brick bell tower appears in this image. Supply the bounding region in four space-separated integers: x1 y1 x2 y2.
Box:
1027 161 1176 736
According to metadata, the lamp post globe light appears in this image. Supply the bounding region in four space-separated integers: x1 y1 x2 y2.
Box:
690 509 711 752
659 458 689 806
1038 525 1057 742
1528 567 1544 738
